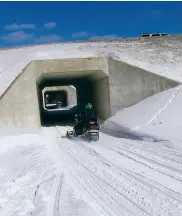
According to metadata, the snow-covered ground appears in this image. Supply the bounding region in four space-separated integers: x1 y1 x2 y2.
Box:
0 132 57 216
1 123 182 216
1 38 182 215
102 84 182 143
1 84 182 215
0 36 182 98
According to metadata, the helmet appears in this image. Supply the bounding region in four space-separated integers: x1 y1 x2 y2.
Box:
85 103 92 110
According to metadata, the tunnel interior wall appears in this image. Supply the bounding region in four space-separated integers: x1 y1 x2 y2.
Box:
35 57 109 123
108 58 180 115
35 57 109 127
92 77 111 120
37 82 44 126
66 86 77 106
75 80 93 110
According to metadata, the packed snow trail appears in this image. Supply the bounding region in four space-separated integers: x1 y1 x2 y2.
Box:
0 134 57 216
42 126 182 216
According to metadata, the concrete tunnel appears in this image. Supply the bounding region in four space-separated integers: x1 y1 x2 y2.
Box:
42 85 77 108
0 57 179 129
36 69 110 126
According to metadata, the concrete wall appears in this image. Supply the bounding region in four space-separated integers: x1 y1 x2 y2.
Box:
75 81 92 107
0 56 180 129
92 77 111 120
0 62 41 128
0 57 109 128
66 86 77 105
34 57 108 77
108 58 179 115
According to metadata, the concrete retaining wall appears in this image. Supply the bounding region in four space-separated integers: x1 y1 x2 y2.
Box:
0 62 41 128
108 58 179 115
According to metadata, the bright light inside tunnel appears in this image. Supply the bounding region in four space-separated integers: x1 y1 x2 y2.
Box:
42 86 77 110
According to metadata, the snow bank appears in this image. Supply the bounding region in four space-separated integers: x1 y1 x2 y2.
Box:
0 36 182 98
102 84 182 142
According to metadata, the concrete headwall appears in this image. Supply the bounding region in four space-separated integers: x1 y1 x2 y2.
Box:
0 57 109 128
108 58 179 115
34 57 108 77
0 57 180 129
0 62 41 128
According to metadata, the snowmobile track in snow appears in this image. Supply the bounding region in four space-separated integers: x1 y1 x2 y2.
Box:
54 127 146 215
74 140 182 203
71 138 182 209
43 126 182 216
58 127 182 215
53 173 64 216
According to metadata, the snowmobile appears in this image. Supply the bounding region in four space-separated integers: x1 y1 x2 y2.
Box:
66 114 100 141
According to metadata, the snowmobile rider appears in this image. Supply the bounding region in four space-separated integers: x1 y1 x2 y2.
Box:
74 103 97 135
84 103 97 122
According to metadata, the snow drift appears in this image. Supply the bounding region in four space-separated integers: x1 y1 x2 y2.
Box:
102 84 182 142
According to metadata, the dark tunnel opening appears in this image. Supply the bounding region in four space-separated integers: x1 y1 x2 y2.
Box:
36 71 110 127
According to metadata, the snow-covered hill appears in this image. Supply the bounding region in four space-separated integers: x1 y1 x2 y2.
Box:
0 36 182 98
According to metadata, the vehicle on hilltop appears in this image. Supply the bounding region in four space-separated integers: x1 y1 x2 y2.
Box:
140 32 170 38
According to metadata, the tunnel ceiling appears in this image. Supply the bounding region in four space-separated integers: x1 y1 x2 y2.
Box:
37 70 108 88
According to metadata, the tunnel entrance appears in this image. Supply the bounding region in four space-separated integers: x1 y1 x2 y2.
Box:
44 90 68 109
36 70 110 127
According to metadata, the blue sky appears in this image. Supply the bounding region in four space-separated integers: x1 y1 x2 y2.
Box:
0 1 182 47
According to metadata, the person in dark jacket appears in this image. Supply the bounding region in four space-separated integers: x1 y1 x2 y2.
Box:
83 103 97 122
74 103 97 135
